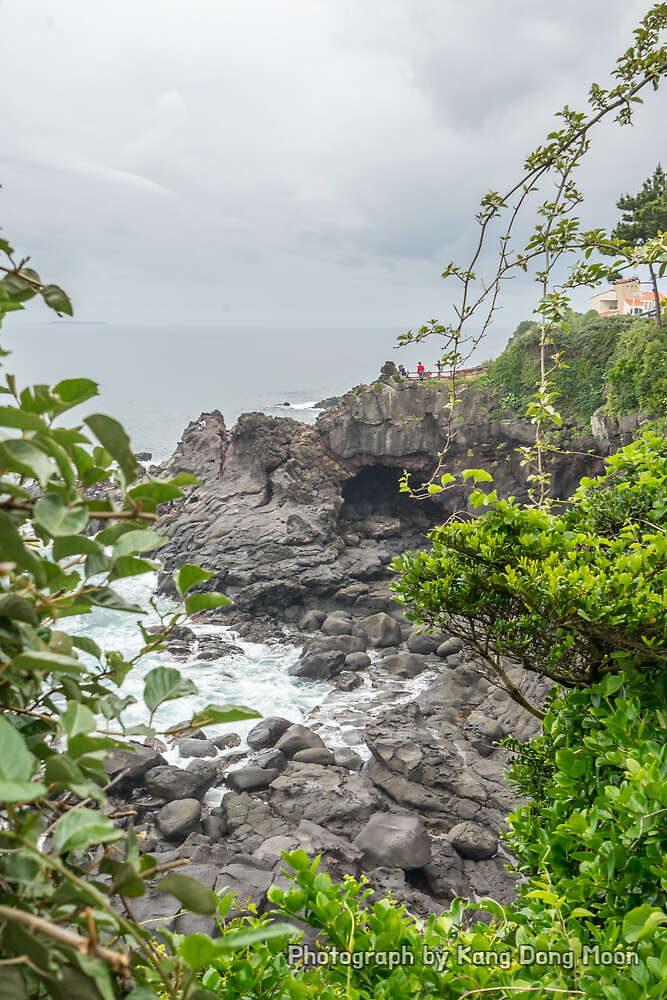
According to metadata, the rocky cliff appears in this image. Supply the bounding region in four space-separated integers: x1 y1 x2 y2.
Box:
154 374 616 632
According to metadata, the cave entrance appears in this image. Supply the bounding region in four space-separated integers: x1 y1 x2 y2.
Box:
339 464 443 539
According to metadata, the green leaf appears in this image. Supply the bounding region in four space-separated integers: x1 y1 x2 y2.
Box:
52 534 104 559
462 468 494 483
175 564 214 595
71 635 102 659
113 529 165 558
62 702 96 737
12 650 83 675
0 594 39 625
0 965 28 999
623 904 666 943
157 873 217 914
0 439 54 485
0 717 45 803
185 592 232 615
143 667 197 716
52 807 122 854
84 413 139 482
216 923 296 950
600 674 624 696
170 472 201 486
41 284 73 316
190 704 261 728
0 512 44 582
52 377 98 410
34 494 88 536
128 481 183 503
87 587 144 613
0 405 48 432
109 555 160 580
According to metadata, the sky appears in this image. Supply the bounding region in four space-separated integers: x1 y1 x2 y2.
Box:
0 0 665 357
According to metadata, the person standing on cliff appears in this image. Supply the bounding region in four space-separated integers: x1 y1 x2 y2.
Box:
417 361 425 380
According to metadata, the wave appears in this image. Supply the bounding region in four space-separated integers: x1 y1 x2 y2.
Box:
270 401 320 410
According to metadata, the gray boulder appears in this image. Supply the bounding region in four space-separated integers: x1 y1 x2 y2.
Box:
276 724 325 758
462 712 506 757
302 635 367 656
178 738 217 758
212 733 242 751
157 799 201 841
436 637 464 658
448 822 498 860
103 743 166 789
321 614 353 636
354 813 431 871
214 853 276 920
345 652 371 670
221 792 289 852
226 766 280 793
145 762 218 802
247 717 292 750
269 762 385 838
359 613 402 649
334 748 364 771
288 649 345 680
380 653 429 678
254 748 286 770
407 632 440 655
298 609 327 630
293 748 336 766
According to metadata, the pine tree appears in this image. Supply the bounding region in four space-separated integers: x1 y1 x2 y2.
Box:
612 164 667 329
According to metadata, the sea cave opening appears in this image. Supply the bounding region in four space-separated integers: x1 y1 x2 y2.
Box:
339 464 444 537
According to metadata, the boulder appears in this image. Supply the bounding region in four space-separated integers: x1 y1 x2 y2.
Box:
436 637 464 658
275 724 325 758
334 671 364 691
247 717 293 750
288 649 346 680
212 733 242 751
214 853 276 920
257 820 364 881
354 813 431 871
292 748 336 766
298 609 327 630
103 743 166 789
321 614 353 637
448 822 498 860
407 632 440 655
302 635 367 656
178 738 217 758
145 762 218 802
269 762 386 838
462 712 506 757
226 766 280 793
254 748 286 771
221 792 289 852
358 613 402 649
380 653 429 678
157 799 201 841
345 652 371 670
334 582 370 605
334 748 364 771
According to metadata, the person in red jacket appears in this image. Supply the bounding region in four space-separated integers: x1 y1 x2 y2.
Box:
417 361 425 380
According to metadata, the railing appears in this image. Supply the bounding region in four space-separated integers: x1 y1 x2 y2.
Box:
399 364 488 381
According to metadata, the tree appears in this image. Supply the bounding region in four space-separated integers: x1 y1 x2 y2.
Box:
612 164 667 329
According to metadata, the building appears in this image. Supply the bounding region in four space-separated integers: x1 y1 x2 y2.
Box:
589 277 665 317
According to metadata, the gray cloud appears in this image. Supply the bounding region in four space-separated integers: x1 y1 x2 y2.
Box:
0 0 663 355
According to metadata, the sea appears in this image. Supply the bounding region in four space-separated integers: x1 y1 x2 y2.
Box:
7 321 430 752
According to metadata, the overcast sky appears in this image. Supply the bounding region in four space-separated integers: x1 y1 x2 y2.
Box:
1 0 664 354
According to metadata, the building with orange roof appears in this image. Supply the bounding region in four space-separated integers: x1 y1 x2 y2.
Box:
589 277 665 318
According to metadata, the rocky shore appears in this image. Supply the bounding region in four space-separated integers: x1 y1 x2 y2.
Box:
108 374 638 931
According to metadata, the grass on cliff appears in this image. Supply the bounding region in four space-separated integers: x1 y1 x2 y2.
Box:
477 311 667 424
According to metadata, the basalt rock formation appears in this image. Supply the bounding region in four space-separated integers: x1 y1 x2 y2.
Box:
153 377 614 626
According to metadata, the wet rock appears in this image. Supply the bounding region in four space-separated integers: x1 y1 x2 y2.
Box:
157 799 201 841
292 748 336 766
298 609 327 630
334 671 364 691
334 582 370 605
214 854 275 920
276 724 325 758
269 762 386 838
226 766 280 793
104 743 166 789
321 614 353 636
302 635 367 656
345 652 371 670
436 637 464 658
462 712 506 757
334 748 364 771
407 632 440 655
288 648 345 680
254 748 286 771
358 613 402 649
380 653 429 678
354 813 431 871
257 819 363 881
145 763 218 803
448 822 498 860
221 792 290 852
247 717 293 750
178 738 217 758
212 733 242 751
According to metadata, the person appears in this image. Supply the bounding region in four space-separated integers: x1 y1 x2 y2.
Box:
398 363 407 377
436 358 443 376
417 361 425 380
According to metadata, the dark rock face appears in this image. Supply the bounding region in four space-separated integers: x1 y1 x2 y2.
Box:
145 763 218 802
104 743 166 789
247 717 293 750
157 799 202 841
354 813 431 871
152 381 612 620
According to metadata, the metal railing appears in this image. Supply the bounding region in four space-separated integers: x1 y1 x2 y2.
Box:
398 364 488 381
